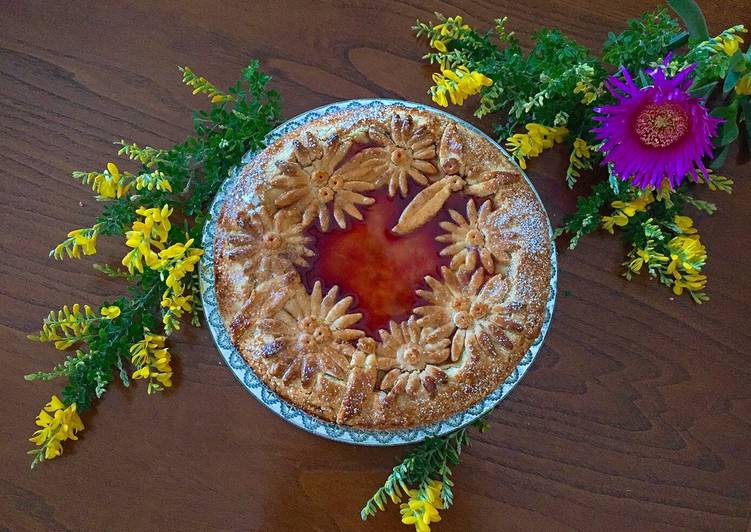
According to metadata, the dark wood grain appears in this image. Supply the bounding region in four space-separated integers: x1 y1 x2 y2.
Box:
2 1 750 530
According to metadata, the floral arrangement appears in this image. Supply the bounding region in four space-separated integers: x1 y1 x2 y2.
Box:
26 63 281 466
24 1 749 531
360 2 749 531
413 2 747 304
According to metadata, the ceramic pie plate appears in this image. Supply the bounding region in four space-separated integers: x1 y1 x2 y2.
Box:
200 99 557 446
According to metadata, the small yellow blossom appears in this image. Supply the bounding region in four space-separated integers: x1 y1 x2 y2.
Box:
51 224 101 260
611 193 653 217
161 281 194 332
674 215 698 235
29 303 97 350
572 138 590 159
130 331 173 393
99 162 132 199
29 395 84 463
506 123 569 169
157 238 203 290
135 171 172 192
601 192 653 233
400 480 444 532
627 245 668 273
655 178 673 203
429 38 447 52
673 273 707 296
574 80 597 104
430 66 492 107
100 306 121 319
667 234 707 276
122 205 173 274
736 73 751 95
433 16 471 38
714 33 744 55
601 213 629 233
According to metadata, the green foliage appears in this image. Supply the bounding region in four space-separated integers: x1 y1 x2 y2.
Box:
554 181 617 248
27 61 281 460
361 419 484 520
415 7 747 305
602 9 683 71
667 0 709 43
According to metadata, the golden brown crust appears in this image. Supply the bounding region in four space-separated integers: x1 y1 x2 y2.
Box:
214 103 551 429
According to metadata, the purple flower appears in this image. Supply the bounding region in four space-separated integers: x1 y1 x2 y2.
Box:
592 61 721 189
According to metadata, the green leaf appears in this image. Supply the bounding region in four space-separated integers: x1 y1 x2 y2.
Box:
689 80 718 99
712 103 740 146
723 52 745 95
667 0 709 43
740 97 751 139
710 144 730 169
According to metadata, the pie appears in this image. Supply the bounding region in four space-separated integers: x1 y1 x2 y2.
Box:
213 103 552 429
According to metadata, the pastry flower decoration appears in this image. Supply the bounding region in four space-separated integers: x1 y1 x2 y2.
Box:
349 114 438 197
257 281 364 386
271 132 378 231
393 124 518 234
376 317 451 400
415 267 524 361
225 205 314 273
437 199 517 274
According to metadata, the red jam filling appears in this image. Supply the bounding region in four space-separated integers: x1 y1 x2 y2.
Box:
301 188 467 337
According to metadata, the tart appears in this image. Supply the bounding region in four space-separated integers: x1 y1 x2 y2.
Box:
213 103 552 429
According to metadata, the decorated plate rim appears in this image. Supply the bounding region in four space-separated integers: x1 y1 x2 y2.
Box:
199 98 558 446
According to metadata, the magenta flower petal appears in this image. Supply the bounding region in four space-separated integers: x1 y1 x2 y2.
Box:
591 62 721 189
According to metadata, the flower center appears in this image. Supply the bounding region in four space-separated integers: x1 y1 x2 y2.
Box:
318 186 334 203
311 169 329 185
297 333 317 351
390 147 411 166
402 345 422 366
262 232 282 249
465 228 483 246
312 325 332 343
634 102 689 148
453 311 471 329
299 316 317 333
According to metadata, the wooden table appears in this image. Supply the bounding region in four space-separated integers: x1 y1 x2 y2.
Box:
2 1 750 530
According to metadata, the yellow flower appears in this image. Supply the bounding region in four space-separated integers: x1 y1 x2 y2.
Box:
100 306 121 319
135 171 172 192
130 331 173 393
667 235 707 276
162 290 193 313
611 192 654 217
572 138 591 159
400 480 444 532
433 16 470 38
51 224 102 260
736 73 751 95
122 205 173 274
715 33 744 55
29 303 97 350
601 213 629 233
165 250 202 289
29 395 84 463
505 123 568 169
99 162 132 199
674 215 698 235
574 80 598 104
161 281 194 332
673 274 707 296
601 192 653 233
430 66 492 107
628 245 668 273
429 39 447 52
655 178 673 203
